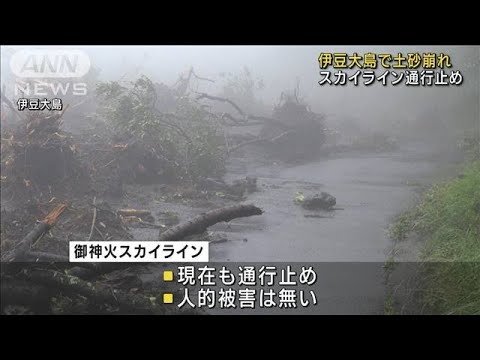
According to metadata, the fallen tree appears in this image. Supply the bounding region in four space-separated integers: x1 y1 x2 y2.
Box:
2 70 276 314
159 204 263 241
259 95 327 162
195 87 327 162
2 201 265 314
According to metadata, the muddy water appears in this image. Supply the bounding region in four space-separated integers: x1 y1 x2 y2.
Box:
211 143 458 263
130 142 458 262
206 143 460 314
134 142 459 314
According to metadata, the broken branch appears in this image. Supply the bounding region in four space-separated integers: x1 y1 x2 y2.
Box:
190 69 215 83
2 204 67 262
195 92 246 117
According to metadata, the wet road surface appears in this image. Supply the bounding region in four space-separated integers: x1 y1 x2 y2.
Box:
211 143 454 263
136 143 459 314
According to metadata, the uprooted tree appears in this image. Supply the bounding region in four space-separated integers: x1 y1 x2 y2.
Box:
195 84 327 162
259 92 326 161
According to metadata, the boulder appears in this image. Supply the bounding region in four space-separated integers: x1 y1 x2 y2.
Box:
301 192 336 210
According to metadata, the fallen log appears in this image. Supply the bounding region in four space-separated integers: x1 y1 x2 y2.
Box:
158 204 263 241
2 204 67 262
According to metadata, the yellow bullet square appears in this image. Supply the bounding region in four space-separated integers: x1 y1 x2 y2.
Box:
163 293 173 304
163 270 174 282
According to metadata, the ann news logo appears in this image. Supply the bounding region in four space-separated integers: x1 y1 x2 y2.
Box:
10 49 90 78
9 49 90 97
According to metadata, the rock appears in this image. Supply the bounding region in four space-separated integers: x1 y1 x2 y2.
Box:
301 192 336 210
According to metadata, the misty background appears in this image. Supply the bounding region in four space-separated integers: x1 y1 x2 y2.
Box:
1 45 479 145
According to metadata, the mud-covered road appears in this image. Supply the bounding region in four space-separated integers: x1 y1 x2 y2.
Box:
129 141 459 262
211 142 459 263
215 143 460 314
131 142 460 314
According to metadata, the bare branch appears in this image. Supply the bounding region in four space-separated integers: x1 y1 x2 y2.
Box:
195 92 246 117
195 92 276 125
191 69 215 83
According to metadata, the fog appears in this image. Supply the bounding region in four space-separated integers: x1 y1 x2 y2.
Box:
2 45 479 142
81 45 480 127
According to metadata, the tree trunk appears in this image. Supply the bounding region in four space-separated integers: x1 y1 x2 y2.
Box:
158 204 263 241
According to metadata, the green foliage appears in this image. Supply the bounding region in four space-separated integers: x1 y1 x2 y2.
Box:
388 207 420 242
96 76 159 139
389 161 480 314
383 255 397 272
384 291 397 315
96 75 225 183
